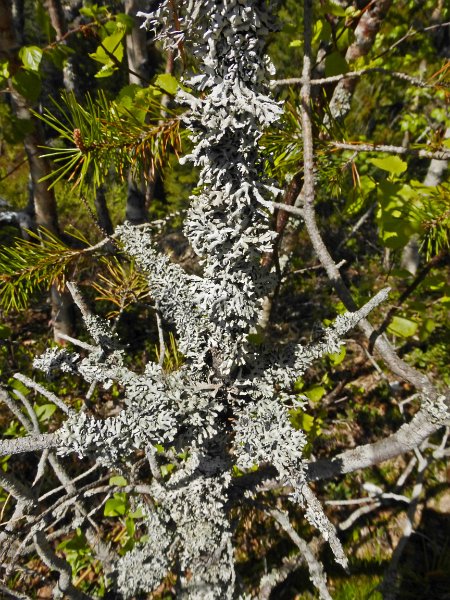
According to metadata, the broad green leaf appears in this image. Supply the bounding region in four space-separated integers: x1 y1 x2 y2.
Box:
369 156 407 176
293 377 304 392
0 60 9 81
125 516 136 539
325 52 348 77
387 316 418 338
34 403 57 422
94 63 117 78
321 0 347 16
304 385 326 403
103 32 125 58
329 346 346 366
57 529 87 551
154 73 178 95
89 30 124 72
11 70 42 103
116 13 134 32
104 492 127 516
109 475 127 487
9 378 30 397
19 46 43 72
160 463 175 477
289 40 302 48
129 507 144 519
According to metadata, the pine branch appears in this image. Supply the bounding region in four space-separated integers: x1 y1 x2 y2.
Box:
35 91 184 190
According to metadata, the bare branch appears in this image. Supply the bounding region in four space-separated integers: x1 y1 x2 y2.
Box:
381 450 430 600
0 433 58 457
34 531 93 600
307 404 448 481
13 374 72 416
269 507 332 600
331 141 450 160
272 67 440 89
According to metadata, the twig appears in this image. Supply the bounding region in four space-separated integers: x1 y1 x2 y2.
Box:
34 530 93 600
381 449 430 600
12 389 40 433
339 500 380 531
0 432 58 458
13 374 72 416
306 405 447 481
331 141 450 160
259 553 308 600
272 67 442 89
337 203 376 249
155 304 166 368
0 584 32 600
269 504 332 600
374 21 450 60
55 333 97 351
0 387 33 431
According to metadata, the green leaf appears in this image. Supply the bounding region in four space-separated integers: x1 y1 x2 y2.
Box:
329 346 346 366
104 492 127 516
57 529 87 551
321 0 347 16
102 30 125 58
293 377 304 392
109 475 127 487
289 40 302 48
304 386 326 403
160 463 175 477
387 316 418 338
0 60 9 82
129 507 144 519
154 73 178 95
369 156 407 176
313 20 332 45
89 30 125 76
325 52 348 77
11 70 42 103
9 378 30 397
94 64 117 78
115 13 134 32
34 403 57 423
19 46 43 72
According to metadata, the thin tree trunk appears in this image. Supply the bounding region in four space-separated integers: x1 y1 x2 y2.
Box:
43 0 77 93
0 0 74 342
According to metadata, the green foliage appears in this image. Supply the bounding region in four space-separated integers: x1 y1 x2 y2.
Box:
155 332 185 372
0 228 85 312
36 89 184 190
92 257 150 318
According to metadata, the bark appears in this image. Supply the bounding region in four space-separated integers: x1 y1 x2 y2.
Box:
0 0 75 341
124 0 151 85
124 0 151 222
94 185 114 235
43 0 78 93
307 405 448 481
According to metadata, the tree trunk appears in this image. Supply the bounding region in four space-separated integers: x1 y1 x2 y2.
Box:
0 0 75 342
